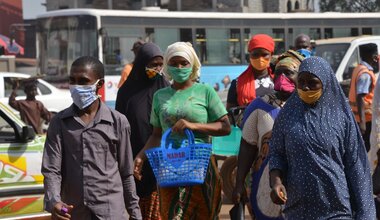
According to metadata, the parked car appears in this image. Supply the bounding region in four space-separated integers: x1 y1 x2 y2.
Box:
315 35 380 95
0 72 72 115
0 102 49 219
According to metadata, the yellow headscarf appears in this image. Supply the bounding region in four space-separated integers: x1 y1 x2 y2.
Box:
163 42 201 81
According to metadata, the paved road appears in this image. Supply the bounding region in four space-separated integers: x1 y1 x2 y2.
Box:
219 204 251 219
122 203 254 220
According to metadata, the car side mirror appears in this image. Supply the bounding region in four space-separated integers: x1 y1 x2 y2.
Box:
21 125 35 142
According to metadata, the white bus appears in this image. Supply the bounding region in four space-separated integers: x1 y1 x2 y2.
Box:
36 9 380 107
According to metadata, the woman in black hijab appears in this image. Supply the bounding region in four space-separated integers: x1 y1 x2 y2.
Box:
116 42 169 220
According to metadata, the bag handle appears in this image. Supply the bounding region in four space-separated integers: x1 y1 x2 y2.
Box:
161 128 195 149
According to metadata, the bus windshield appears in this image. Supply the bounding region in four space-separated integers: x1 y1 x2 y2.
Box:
315 43 350 73
37 15 98 87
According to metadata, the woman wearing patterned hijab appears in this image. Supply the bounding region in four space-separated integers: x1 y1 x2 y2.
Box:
269 57 375 219
134 42 231 219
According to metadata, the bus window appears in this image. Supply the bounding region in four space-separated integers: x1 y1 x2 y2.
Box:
249 28 285 55
195 28 241 65
196 29 207 63
37 15 97 83
103 37 121 65
145 28 155 42
101 27 143 75
180 29 192 43
362 28 373 35
290 28 321 49
343 48 359 80
229 29 241 64
273 29 285 54
351 28 359 36
309 28 321 40
154 28 179 52
334 28 354 37
325 27 352 39
244 28 250 63
324 28 333 39
206 29 226 64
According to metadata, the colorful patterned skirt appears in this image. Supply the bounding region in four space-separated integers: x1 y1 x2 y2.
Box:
139 190 161 220
158 156 222 220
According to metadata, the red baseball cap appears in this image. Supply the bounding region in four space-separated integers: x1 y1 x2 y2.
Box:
248 34 275 53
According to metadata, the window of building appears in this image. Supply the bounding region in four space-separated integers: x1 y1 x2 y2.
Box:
295 1 300 10
287 0 292 12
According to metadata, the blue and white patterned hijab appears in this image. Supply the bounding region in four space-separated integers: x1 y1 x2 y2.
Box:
278 56 360 141
269 57 375 219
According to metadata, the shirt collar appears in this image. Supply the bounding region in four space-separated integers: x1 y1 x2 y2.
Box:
60 101 113 124
94 101 113 124
360 61 374 71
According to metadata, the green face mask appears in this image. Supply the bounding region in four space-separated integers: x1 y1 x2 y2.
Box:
167 66 192 83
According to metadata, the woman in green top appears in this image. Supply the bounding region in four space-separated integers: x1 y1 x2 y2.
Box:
134 42 231 219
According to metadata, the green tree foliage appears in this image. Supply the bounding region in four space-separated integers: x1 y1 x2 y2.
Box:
320 0 380 12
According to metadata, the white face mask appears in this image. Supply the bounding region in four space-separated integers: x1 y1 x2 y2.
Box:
69 80 100 109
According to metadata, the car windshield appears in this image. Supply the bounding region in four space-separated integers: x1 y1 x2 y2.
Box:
315 43 350 73
3 77 52 97
37 15 98 85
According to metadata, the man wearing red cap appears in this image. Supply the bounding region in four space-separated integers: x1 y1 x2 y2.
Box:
227 34 275 110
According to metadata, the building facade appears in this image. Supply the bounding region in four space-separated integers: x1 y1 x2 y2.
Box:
248 0 315 13
45 0 317 12
0 0 23 45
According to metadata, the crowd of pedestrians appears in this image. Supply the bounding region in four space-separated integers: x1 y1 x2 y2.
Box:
37 32 380 220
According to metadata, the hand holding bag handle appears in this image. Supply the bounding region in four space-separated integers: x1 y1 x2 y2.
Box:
160 128 195 149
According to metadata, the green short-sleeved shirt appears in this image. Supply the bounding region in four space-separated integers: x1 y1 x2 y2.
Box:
151 83 227 145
